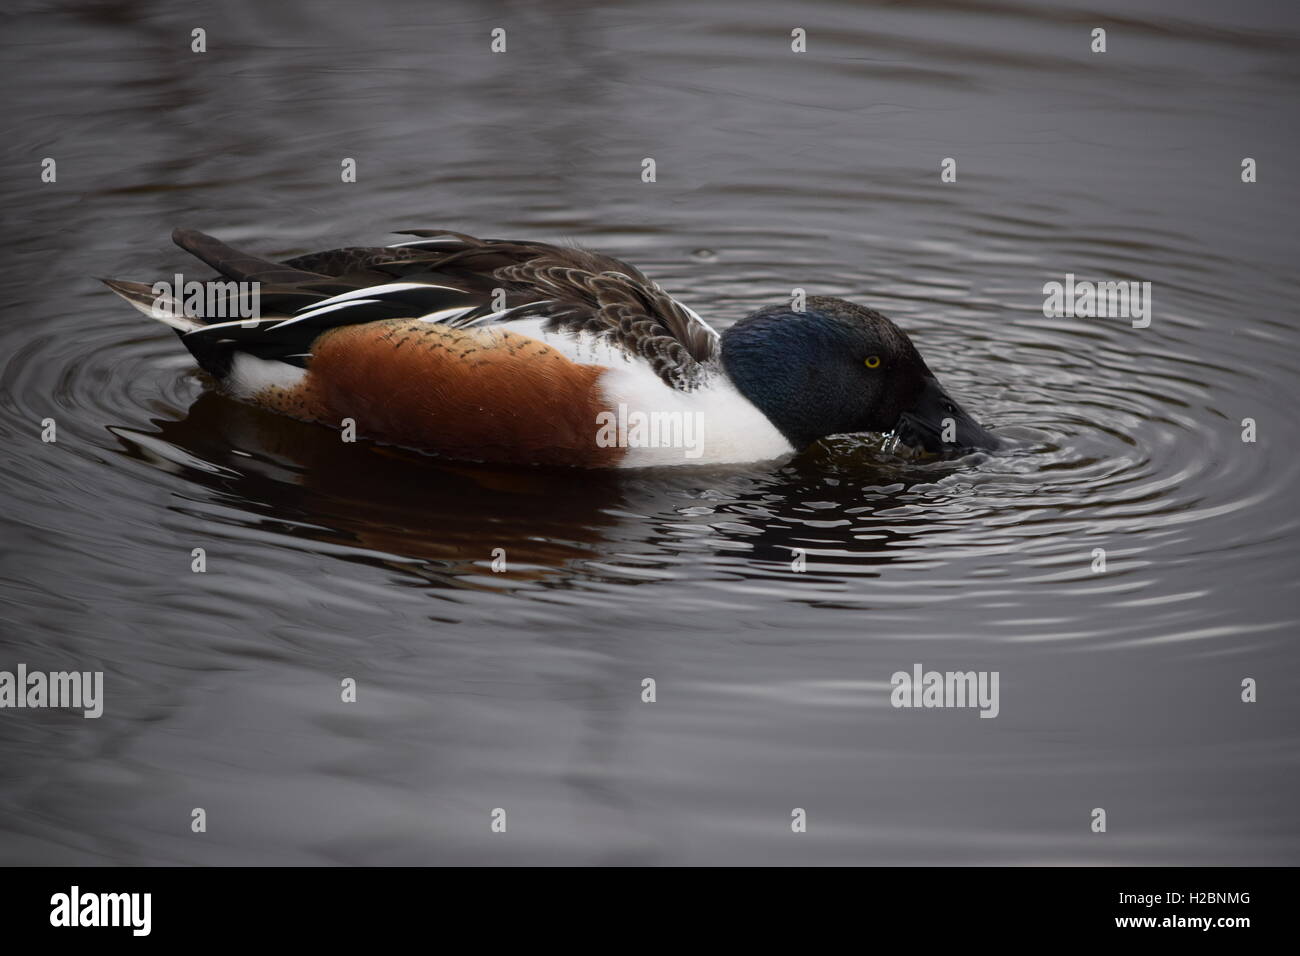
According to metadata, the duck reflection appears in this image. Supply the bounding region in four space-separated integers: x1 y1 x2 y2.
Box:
112 389 976 590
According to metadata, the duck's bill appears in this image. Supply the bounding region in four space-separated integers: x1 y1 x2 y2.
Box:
895 376 999 453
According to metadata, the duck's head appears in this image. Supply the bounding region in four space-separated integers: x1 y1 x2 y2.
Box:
720 295 998 455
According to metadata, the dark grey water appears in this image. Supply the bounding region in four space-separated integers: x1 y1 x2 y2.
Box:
2 0 1298 865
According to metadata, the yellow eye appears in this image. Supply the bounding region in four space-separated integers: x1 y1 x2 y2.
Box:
864 355 881 368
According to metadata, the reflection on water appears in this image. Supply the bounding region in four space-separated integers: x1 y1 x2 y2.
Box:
1 0 1299 864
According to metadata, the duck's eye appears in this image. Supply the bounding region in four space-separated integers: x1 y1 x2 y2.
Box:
864 355 881 369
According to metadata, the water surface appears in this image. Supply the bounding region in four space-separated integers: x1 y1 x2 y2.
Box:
2 0 1299 864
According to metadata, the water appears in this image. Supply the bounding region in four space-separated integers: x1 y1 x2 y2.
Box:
2 0 1298 865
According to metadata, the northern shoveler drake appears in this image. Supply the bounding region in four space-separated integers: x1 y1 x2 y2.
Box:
104 228 998 468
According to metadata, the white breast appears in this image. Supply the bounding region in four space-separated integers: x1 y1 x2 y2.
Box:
596 362 793 468
502 317 792 468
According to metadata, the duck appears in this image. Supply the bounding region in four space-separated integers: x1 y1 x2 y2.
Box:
103 228 998 468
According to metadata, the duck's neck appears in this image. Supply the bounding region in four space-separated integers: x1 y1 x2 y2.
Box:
719 318 824 451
